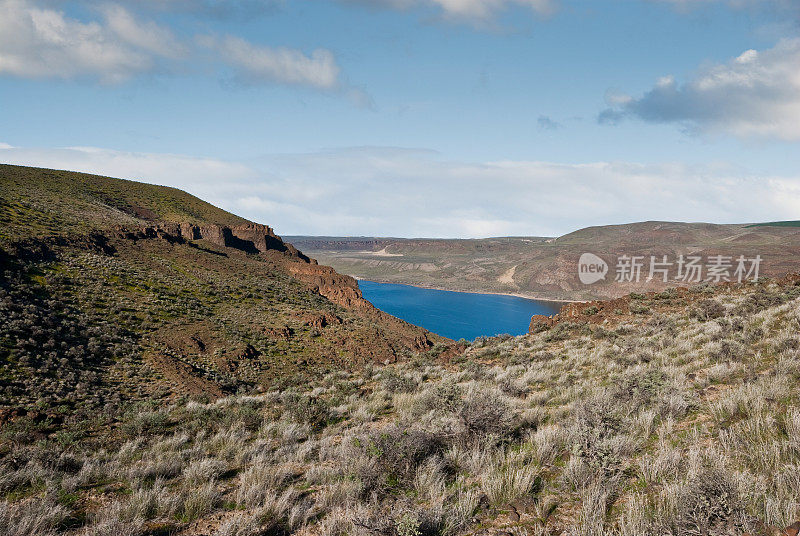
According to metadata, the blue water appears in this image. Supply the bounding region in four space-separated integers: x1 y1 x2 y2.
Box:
358 280 563 341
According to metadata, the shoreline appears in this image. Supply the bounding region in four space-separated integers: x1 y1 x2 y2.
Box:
351 276 583 304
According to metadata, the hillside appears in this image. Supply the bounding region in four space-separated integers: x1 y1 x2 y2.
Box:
0 164 446 423
2 252 800 534
288 221 800 300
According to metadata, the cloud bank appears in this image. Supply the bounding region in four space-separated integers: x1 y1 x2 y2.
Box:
652 0 796 8
2 144 799 238
0 0 344 90
600 39 800 141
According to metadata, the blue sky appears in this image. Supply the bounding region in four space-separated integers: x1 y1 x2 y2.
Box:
1 0 799 237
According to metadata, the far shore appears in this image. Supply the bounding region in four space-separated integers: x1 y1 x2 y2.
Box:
351 276 585 304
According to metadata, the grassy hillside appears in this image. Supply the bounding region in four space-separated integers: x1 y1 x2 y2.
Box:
290 222 800 300
0 164 248 243
2 270 800 535
0 164 443 433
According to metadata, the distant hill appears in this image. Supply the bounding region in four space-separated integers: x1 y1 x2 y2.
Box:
290 221 800 300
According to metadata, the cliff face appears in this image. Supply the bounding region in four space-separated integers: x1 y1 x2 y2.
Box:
285 261 365 309
117 222 304 258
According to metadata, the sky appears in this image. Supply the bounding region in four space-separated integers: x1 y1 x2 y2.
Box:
1 0 799 238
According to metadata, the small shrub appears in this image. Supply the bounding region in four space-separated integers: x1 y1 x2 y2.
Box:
382 369 417 394
457 387 515 439
121 410 169 437
282 392 331 431
481 455 539 506
691 300 725 320
415 381 463 415
395 512 421 536
674 459 747 535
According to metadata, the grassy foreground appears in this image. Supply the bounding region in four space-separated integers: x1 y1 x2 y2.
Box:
3 277 800 535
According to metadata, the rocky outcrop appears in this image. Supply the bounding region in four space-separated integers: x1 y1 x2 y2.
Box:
112 222 413 317
285 261 368 309
114 222 312 261
2 232 116 263
265 325 293 340
281 257 438 355
527 292 674 333
301 312 343 330
528 314 556 332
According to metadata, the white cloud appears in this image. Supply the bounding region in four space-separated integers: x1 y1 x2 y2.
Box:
2 144 798 238
343 0 792 23
0 0 181 83
199 35 341 89
340 0 555 22
600 39 800 141
427 0 555 20
0 0 346 92
131 0 283 19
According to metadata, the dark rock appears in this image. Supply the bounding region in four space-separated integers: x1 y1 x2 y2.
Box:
784 521 800 536
529 314 556 333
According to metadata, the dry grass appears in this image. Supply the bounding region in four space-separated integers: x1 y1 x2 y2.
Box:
2 279 800 535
